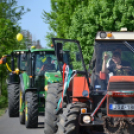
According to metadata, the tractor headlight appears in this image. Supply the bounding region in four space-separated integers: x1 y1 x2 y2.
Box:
21 51 24 54
100 32 107 38
83 115 91 124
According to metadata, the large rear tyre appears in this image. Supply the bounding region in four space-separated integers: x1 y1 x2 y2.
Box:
44 83 65 134
25 91 38 128
19 90 25 124
8 84 19 117
56 102 87 134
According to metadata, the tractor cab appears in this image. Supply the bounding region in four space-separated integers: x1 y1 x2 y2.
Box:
92 36 134 91
25 48 69 90
0 49 28 84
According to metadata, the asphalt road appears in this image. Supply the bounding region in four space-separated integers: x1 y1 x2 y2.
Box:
0 109 106 134
0 109 44 134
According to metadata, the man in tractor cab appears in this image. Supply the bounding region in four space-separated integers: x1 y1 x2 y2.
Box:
106 46 122 68
38 57 56 75
102 51 132 75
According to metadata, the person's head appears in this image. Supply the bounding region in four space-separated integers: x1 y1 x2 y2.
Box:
112 52 121 64
113 46 121 54
47 57 52 64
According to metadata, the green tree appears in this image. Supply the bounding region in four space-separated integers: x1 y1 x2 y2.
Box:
43 0 134 64
0 0 29 98
42 0 84 46
45 32 56 47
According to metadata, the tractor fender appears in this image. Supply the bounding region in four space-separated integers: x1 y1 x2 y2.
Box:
6 72 20 85
25 88 38 94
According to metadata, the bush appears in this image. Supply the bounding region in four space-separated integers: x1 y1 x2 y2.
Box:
0 95 7 108
1 84 7 97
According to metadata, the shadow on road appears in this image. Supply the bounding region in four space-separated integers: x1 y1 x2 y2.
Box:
38 113 44 116
37 122 44 129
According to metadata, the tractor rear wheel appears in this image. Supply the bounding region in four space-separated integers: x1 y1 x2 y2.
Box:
8 84 19 117
25 91 38 128
56 102 87 134
44 83 65 134
19 90 25 124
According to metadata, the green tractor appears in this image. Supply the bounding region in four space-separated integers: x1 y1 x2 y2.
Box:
19 47 70 128
0 49 28 117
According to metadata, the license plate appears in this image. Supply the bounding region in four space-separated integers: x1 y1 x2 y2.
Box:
109 104 134 110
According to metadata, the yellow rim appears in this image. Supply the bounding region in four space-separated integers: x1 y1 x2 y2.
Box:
19 90 23 115
25 101 28 121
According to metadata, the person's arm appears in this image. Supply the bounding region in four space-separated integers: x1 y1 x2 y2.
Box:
38 65 45 75
117 61 132 70
102 52 109 73
121 65 132 70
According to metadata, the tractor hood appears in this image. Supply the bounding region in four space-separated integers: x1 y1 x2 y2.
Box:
45 71 62 83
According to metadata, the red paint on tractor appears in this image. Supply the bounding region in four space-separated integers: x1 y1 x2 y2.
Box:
72 77 90 102
108 76 134 83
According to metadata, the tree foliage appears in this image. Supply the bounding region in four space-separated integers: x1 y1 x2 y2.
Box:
45 32 56 47
0 0 29 98
43 0 134 64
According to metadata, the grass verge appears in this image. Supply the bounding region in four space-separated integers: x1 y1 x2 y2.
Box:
0 107 6 117
0 95 8 117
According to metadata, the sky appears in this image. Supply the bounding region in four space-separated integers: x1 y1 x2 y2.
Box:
17 0 51 48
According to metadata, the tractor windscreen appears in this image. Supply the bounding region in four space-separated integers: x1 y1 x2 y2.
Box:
94 41 134 90
63 42 84 71
35 51 57 76
53 39 85 71
20 53 27 71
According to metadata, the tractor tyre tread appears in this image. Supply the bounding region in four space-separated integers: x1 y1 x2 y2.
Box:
25 91 38 128
56 102 87 134
8 84 19 117
44 82 64 134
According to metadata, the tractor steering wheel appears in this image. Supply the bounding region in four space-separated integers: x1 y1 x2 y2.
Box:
114 67 134 76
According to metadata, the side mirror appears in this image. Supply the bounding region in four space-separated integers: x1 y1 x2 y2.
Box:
56 43 63 62
0 57 6 64
76 52 81 61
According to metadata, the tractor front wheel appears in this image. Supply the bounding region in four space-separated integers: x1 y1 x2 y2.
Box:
25 91 38 128
44 83 66 134
8 84 19 117
56 102 87 134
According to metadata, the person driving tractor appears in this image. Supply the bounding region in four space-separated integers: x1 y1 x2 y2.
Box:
38 57 55 75
102 51 132 75
106 46 122 68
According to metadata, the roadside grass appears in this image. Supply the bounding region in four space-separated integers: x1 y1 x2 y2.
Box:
0 107 7 117
0 95 8 117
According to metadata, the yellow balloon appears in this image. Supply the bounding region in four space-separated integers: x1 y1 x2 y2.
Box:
16 33 23 41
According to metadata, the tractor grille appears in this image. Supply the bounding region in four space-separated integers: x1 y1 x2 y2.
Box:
108 97 134 115
108 82 134 90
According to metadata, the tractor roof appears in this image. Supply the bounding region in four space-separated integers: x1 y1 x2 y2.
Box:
95 32 134 41
30 48 55 52
13 49 28 52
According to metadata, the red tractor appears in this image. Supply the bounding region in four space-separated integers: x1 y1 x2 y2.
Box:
48 29 134 134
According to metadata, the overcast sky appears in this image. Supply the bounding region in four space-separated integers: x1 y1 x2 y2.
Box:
17 0 51 48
